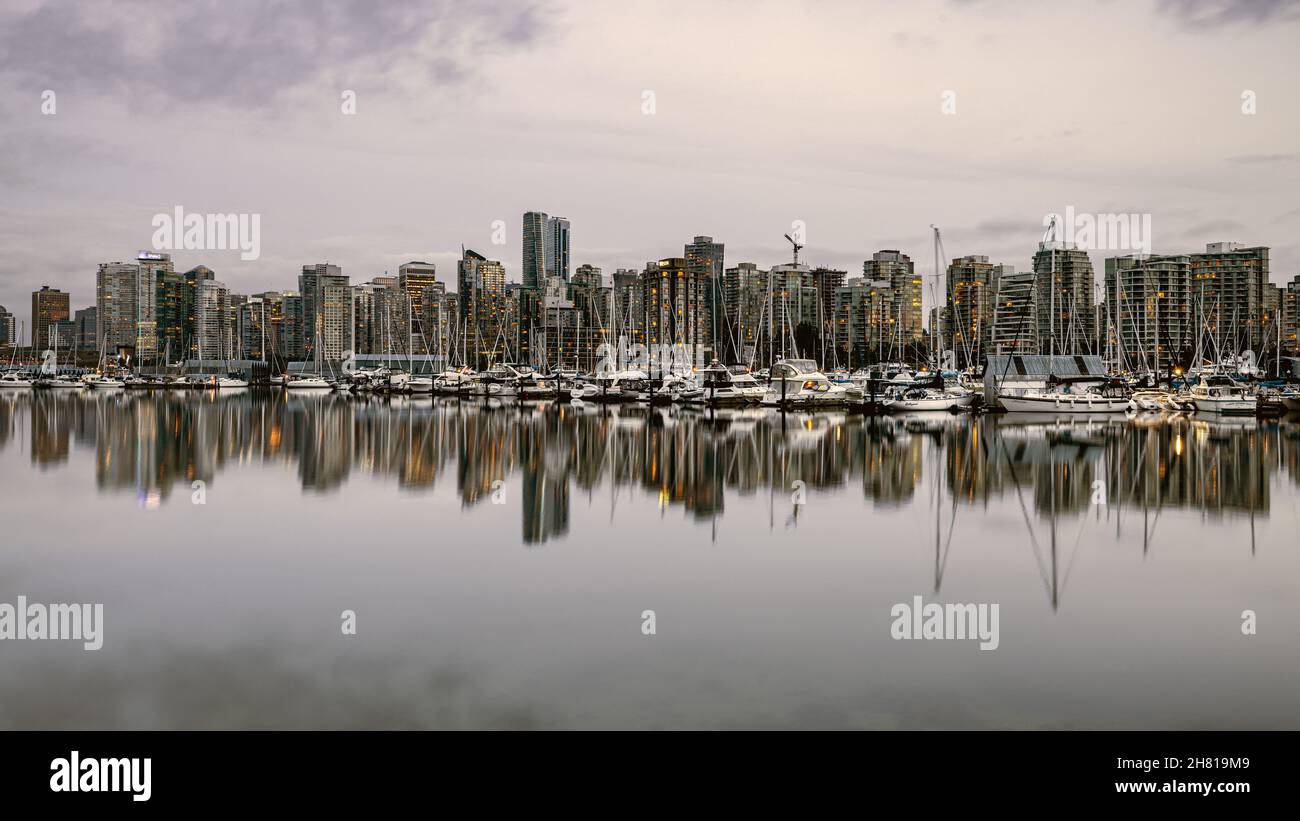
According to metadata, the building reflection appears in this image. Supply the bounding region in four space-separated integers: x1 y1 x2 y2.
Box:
1 391 1295 546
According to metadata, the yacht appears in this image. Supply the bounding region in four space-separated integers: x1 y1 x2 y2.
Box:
518 372 560 400
881 387 977 413
284 374 334 391
433 369 476 396
1189 376 1256 415
689 360 762 406
1128 389 1171 412
998 382 1131 413
406 375 434 394
85 374 126 389
760 359 850 408
571 369 647 402
213 375 249 389
0 372 34 389
34 374 82 389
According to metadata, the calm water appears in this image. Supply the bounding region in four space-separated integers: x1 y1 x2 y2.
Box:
1 389 1298 729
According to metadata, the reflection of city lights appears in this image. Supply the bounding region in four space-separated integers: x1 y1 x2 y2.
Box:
137 489 161 510
658 488 669 510
1175 434 1183 456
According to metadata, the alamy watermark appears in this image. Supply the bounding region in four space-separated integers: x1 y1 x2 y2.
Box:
151 206 261 260
890 595 999 650
0 596 103 650
1043 206 1151 254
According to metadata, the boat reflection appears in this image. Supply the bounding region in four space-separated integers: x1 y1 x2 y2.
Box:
0 390 1295 554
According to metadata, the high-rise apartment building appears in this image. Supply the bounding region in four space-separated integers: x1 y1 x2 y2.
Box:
864 250 923 342
32 285 70 351
457 249 507 366
991 267 1037 355
946 255 995 368
1190 242 1269 353
1033 242 1096 357
299 263 352 363
546 216 571 280
0 306 14 347
1104 254 1193 374
834 277 894 367
398 261 439 351
195 279 231 360
522 212 548 289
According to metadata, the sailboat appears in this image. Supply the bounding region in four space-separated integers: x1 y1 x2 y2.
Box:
33 327 80 389
0 321 34 388
286 315 333 390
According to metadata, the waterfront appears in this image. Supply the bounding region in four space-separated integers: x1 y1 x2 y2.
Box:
1 390 1298 728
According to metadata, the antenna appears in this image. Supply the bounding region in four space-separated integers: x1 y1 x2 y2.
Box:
783 233 803 266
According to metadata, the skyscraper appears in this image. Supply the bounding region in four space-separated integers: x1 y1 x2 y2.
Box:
0 306 14 347
1283 273 1300 356
1105 254 1193 375
946 255 995 368
74 307 98 352
398 261 439 351
1190 242 1269 353
457 248 507 366
299 263 352 363
133 251 173 363
96 262 140 351
522 212 548 289
546 216 571 280
685 236 724 359
864 250 923 343
1033 242 1096 357
991 267 1038 355
32 285 70 351
195 279 231 360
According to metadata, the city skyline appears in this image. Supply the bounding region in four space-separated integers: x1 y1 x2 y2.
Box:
2 0 1298 334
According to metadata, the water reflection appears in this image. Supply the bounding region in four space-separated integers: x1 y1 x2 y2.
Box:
1 390 1294 547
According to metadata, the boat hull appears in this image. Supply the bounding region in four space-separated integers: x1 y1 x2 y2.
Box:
998 394 1131 413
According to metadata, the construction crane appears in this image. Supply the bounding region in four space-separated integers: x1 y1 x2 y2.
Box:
783 233 803 266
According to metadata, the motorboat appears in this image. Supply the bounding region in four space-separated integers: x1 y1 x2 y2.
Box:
284 374 334 391
689 360 762 406
761 359 849 408
85 374 126 389
33 375 82 389
1128 389 1171 412
0 372 34 388
1189 376 1256 415
571 369 647 402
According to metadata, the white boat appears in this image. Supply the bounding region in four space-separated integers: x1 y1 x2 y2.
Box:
1190 377 1256 415
285 375 334 391
433 368 476 395
571 369 647 402
998 387 1131 413
1128 389 1170 412
85 374 126 389
34 375 82 389
690 360 762 406
881 388 977 413
518 372 560 400
407 376 434 394
214 375 249 388
760 359 849 408
0 373 34 388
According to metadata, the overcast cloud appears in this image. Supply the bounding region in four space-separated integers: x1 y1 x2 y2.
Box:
1 0 1297 328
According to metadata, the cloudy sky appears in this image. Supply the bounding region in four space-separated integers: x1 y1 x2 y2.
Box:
1 0 1297 331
